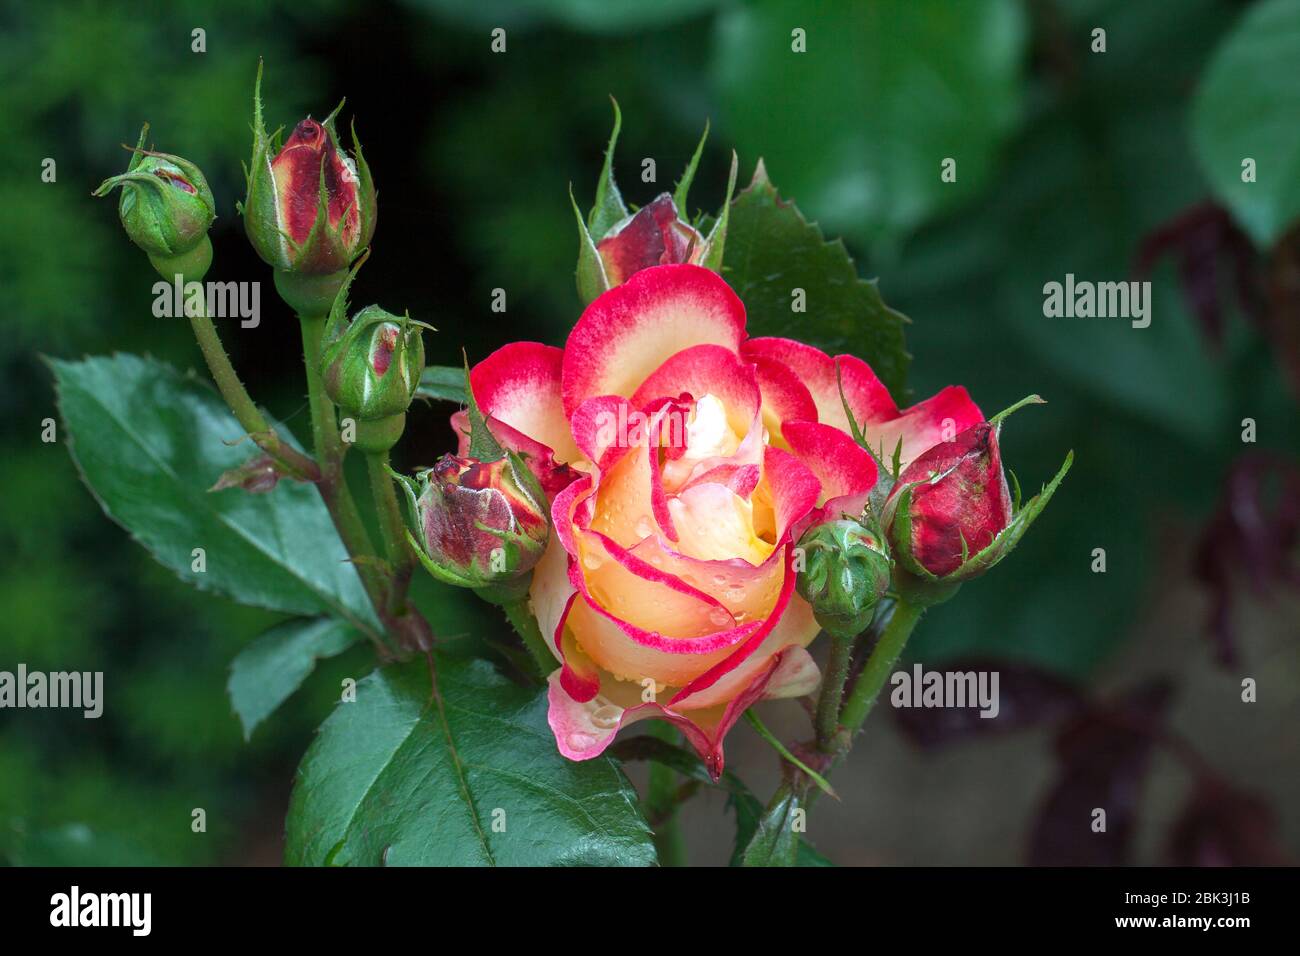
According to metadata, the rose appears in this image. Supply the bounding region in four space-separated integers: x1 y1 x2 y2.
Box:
457 263 983 776
241 66 376 278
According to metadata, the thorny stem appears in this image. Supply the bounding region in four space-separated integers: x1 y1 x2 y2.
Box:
839 599 923 734
764 599 926 830
293 312 423 651
813 632 854 751
178 266 318 482
167 244 430 656
298 314 346 483
366 448 415 616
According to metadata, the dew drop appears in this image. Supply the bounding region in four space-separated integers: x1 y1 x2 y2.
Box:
566 731 598 751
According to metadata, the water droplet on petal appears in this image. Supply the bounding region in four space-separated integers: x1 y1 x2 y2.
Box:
566 731 598 751
708 606 731 628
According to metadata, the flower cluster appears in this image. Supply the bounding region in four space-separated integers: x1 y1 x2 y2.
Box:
95 76 1067 779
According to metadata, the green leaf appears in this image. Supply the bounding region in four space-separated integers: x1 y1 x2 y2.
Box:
416 365 468 404
716 0 1025 245
50 353 381 636
1192 0 1300 246
723 162 910 400
739 790 802 867
227 616 361 740
285 652 656 866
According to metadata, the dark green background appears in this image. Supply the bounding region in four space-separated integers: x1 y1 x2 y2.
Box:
1 0 1296 865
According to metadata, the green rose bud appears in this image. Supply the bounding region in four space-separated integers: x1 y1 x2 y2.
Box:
795 519 892 639
320 302 424 451
93 124 215 278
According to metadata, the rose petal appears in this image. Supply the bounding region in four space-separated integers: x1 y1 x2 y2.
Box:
546 641 818 778
670 553 819 710
750 353 819 442
576 527 736 639
469 342 579 463
742 338 897 431
630 344 761 437
564 591 757 688
563 264 746 416
782 420 878 534
760 446 822 544
629 534 786 626
863 385 983 470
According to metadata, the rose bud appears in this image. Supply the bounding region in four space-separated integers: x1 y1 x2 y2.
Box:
93 124 215 278
320 303 424 453
572 103 737 303
595 193 703 287
885 403 1071 600
240 63 375 285
404 453 551 594
795 519 892 639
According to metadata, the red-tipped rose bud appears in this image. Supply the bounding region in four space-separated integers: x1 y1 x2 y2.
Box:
240 62 375 280
403 453 550 593
93 125 215 280
884 400 1072 600
595 193 702 286
888 423 1012 581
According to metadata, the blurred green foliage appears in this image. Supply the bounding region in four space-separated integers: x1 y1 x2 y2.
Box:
2 0 1296 864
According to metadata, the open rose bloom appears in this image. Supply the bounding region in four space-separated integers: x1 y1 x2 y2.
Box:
457 263 984 777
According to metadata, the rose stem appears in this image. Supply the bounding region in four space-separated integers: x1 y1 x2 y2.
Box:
813 631 854 751
365 448 415 616
838 598 923 733
761 599 926 833
161 242 319 482
294 311 399 647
